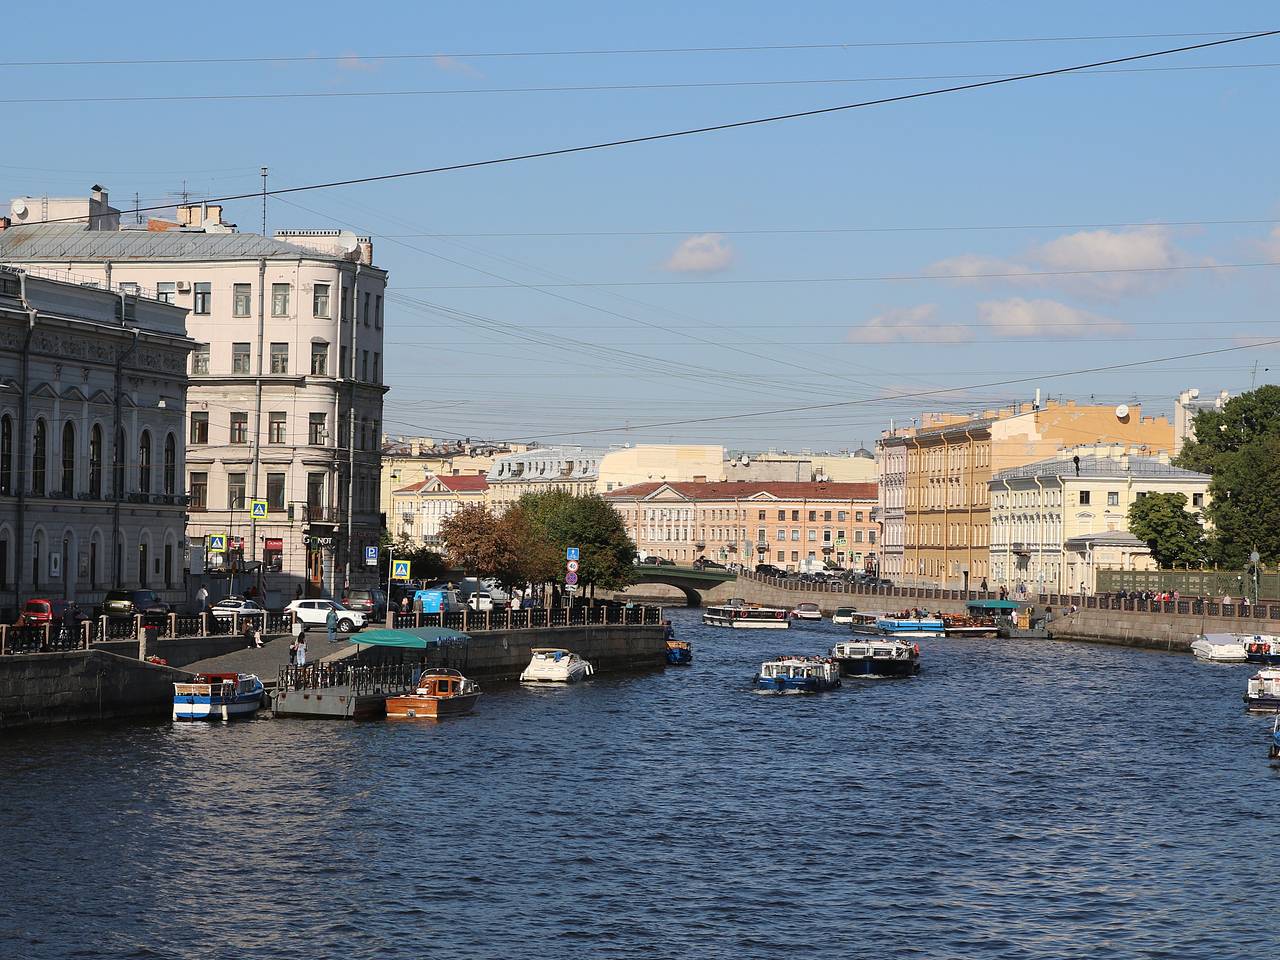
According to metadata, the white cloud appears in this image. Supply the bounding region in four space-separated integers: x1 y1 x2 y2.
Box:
433 55 484 78
848 304 972 344
977 298 1132 337
1260 226 1280 260
662 233 735 273
927 253 1025 283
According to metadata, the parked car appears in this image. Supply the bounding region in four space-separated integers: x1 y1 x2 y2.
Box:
285 599 366 634
693 557 727 570
16 599 91 630
209 597 265 621
467 592 495 612
102 589 171 624
755 563 784 577
644 556 677 566
342 587 388 620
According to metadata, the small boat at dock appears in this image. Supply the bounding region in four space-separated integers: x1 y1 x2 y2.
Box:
520 648 594 683
790 602 822 621
665 639 693 665
703 600 790 629
1271 716 1280 761
752 656 841 694
848 612 885 636
1244 669 1280 712
831 638 921 678
876 613 945 638
941 613 999 638
832 606 858 625
1243 636 1280 665
1191 634 1250 663
385 668 480 719
173 673 264 721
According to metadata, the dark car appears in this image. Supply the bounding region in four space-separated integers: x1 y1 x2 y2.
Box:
755 563 784 577
342 587 388 620
644 556 677 566
692 557 727 570
102 589 171 624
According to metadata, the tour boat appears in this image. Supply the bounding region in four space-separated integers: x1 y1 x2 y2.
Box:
848 612 886 636
702 602 790 629
520 648 594 683
941 613 999 638
1190 634 1250 663
385 668 480 719
790 602 823 622
665 639 693 665
830 638 921 678
1243 635 1280 665
1271 717 1280 761
752 656 842 694
832 607 858 625
875 615 946 638
172 673 264 721
1243 669 1280 712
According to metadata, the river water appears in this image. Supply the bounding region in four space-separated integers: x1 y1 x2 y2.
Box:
2 608 1276 959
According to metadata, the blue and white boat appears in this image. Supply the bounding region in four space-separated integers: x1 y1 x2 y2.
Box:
831 638 921 678
875 615 945 638
1271 716 1280 761
173 673 264 721
1243 635 1280 665
752 656 841 694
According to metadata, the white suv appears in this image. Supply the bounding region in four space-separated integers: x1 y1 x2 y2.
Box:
285 599 366 634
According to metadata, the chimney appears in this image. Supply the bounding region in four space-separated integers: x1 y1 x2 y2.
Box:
357 239 374 265
91 184 108 206
0 216 9 231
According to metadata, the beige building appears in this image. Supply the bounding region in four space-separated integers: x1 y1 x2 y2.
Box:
877 398 1175 588
597 444 724 493
750 449 878 483
605 480 879 571
1174 387 1230 456
0 267 191 616
381 437 521 515
1 188 388 602
989 447 1211 594
486 446 605 513
390 473 489 548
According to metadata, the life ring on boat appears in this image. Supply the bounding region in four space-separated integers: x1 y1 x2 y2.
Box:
912 643 920 656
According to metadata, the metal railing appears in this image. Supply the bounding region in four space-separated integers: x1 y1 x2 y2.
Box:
277 662 415 696
387 603 661 633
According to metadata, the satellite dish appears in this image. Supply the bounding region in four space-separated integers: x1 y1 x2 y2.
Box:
10 199 27 218
1115 404 1130 420
741 456 751 466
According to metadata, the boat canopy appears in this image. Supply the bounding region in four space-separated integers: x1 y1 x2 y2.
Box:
355 627 470 649
967 599 1021 611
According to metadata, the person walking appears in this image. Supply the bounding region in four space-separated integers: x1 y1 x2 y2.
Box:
295 634 307 666
326 605 338 644
195 585 209 613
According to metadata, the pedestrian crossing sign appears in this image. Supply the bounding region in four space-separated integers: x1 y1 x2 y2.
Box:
250 499 268 519
392 559 411 581
207 534 226 552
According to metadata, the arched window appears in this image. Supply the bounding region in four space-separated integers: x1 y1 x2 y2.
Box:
89 425 103 499
163 433 176 496
138 430 152 494
113 427 125 498
60 421 75 497
0 415 12 495
32 419 47 495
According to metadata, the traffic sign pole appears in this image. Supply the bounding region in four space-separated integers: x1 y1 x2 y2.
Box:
385 545 394 619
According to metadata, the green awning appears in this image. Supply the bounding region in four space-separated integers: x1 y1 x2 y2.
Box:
354 627 470 649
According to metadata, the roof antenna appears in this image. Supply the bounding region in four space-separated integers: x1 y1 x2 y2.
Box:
260 166 269 236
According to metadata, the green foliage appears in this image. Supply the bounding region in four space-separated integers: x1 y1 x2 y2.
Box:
383 534 450 583
439 504 521 582
1127 493 1206 568
1174 385 1280 565
513 490 637 591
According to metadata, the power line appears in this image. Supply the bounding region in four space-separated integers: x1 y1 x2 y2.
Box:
9 30 1278 229
5 60 1278 105
0 32 1264 68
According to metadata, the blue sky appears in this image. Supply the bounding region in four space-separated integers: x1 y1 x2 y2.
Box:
5 2 1278 449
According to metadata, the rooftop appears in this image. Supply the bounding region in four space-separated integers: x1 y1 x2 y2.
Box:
993 455 1209 483
395 474 489 495
605 480 878 501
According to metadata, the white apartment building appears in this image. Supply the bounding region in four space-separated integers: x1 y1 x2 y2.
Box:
486 446 606 513
1 189 387 603
0 266 191 616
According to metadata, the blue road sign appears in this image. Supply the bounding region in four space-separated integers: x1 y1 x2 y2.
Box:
365 545 379 567
207 534 226 551
250 499 268 519
391 559 411 581
566 547 580 562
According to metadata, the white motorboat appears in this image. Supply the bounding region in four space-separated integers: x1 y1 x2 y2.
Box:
831 607 858 625
520 647 594 683
790 602 822 621
1191 634 1250 663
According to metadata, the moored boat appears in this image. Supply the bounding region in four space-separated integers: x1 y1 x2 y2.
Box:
848 612 885 636
831 606 858 625
385 668 480 719
1244 669 1280 712
520 647 594 683
875 613 945 638
941 613 999 638
173 673 264 721
790 602 822 621
752 656 841 694
1191 634 1250 663
830 638 921 678
1271 716 1280 761
1243 635 1280 665
703 600 790 629
665 639 693 665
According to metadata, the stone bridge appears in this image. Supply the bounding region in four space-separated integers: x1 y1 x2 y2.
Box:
629 564 738 606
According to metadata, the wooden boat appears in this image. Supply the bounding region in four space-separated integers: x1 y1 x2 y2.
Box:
665 639 693 665
385 668 480 719
941 613 999 638
173 673 263 721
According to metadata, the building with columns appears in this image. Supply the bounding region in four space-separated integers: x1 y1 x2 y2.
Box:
486 446 606 514
0 266 191 618
390 473 489 548
1 189 388 603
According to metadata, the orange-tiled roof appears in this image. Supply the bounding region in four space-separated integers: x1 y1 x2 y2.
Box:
393 474 489 495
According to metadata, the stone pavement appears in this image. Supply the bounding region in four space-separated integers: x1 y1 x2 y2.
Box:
184 631 356 680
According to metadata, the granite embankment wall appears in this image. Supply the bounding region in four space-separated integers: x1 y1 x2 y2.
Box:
1049 609 1263 654
0 650 191 730
92 634 259 667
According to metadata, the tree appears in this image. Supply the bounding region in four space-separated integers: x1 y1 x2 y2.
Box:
1174 385 1280 474
439 504 521 582
382 533 450 584
1127 493 1206 568
514 490 637 591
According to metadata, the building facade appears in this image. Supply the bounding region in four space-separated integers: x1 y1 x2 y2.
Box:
0 266 191 616
1 190 388 603
381 437 521 511
1174 387 1230 456
486 446 606 513
989 448 1211 594
604 481 879 571
390 474 489 548
877 399 1176 588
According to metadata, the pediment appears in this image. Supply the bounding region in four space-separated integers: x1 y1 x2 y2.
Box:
640 484 692 503
88 389 114 406
30 382 58 399
744 491 781 501
60 386 88 403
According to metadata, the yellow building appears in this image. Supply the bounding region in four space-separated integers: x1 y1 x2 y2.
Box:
380 437 522 515
597 444 725 493
389 474 489 548
989 447 1211 594
878 399 1175 588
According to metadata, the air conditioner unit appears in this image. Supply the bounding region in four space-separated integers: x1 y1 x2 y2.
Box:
176 280 191 292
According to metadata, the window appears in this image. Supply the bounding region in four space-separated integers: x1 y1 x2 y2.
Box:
758 510 766 521
113 427 125 497
856 511 864 522
189 411 208 445
838 510 847 522
340 346 349 378
232 342 251 374
193 282 211 314
361 350 369 381
307 472 325 509
32 419 47 495
791 529 800 541
88 425 102 498
313 283 331 318
192 344 209 374
776 551 784 562
791 551 799 563
156 282 176 304
268 412 287 444
233 282 252 317
311 342 328 375
808 530 817 541
756 527 766 542
309 412 327 445
1191 492 1204 508
869 530 877 544
189 472 207 510
227 473 246 509
271 283 290 317
808 511 816 522
791 510 799 521
230 412 248 444
363 291 371 326
776 529 786 541
138 431 152 494
823 510 831 521
372 353 380 383
855 530 864 542
266 472 286 511
0 415 12 495
341 285 351 321
337 415 348 448
165 543 173 589
1107 491 1119 507
270 342 289 374
138 542 148 588
163 433 176 496
1079 490 1091 506
375 294 383 328
60 421 75 496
